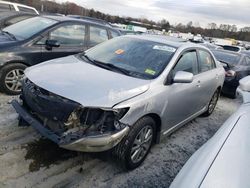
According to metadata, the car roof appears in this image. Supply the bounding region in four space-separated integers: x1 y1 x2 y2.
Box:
123 34 209 50
42 15 117 30
124 34 189 48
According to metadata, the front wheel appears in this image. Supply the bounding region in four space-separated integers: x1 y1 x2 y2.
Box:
0 63 27 95
114 116 156 170
202 89 220 117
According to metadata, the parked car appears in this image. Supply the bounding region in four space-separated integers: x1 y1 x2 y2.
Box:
0 0 39 14
117 28 142 35
0 11 36 29
220 45 245 52
0 16 121 95
200 42 223 50
212 49 250 98
170 76 250 188
12 35 225 169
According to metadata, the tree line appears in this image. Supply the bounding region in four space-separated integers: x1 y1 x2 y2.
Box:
175 21 250 42
10 0 250 41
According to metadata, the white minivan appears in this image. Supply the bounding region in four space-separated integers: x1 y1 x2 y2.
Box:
0 0 39 14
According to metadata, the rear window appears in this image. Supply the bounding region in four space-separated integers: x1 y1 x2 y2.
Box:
212 51 241 65
222 45 240 52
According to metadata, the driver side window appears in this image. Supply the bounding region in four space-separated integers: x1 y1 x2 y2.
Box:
36 24 86 46
173 51 198 75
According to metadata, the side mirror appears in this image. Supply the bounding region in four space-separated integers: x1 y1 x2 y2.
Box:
173 71 194 83
45 39 60 50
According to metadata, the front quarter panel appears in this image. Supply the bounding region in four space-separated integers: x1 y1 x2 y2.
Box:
114 82 167 129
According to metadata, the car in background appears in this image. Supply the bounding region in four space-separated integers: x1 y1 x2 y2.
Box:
200 42 223 50
220 45 245 52
0 11 36 29
0 16 121 95
170 76 250 188
0 0 39 14
212 49 250 98
117 28 142 35
12 35 225 170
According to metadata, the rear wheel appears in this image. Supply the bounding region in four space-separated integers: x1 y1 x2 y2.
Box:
114 116 156 170
202 89 220 117
0 63 27 95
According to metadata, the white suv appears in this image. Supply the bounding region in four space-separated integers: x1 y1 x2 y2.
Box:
0 1 39 14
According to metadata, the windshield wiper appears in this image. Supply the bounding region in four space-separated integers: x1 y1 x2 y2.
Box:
1 30 17 41
81 54 95 63
81 54 131 76
97 62 132 76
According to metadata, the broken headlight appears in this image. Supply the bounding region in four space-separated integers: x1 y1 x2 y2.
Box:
64 107 129 135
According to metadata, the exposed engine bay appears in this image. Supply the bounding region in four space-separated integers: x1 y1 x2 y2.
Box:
20 78 128 145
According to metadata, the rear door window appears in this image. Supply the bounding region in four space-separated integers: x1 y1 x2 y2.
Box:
49 24 86 46
173 51 198 75
110 30 119 38
89 26 108 47
198 50 216 73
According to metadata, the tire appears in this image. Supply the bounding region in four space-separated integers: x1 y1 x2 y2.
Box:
0 63 27 95
114 116 156 170
202 89 220 117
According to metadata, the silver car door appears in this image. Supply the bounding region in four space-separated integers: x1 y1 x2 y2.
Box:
162 50 202 129
196 49 219 110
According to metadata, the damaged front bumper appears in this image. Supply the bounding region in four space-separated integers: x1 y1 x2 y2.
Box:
12 100 129 152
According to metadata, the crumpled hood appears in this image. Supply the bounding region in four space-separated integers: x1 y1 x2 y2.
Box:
25 55 150 108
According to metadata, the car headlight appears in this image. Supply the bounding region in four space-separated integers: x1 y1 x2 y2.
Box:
64 107 129 134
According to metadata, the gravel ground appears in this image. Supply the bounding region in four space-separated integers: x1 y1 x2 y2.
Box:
0 93 241 188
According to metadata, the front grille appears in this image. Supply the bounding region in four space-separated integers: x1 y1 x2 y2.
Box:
22 79 80 122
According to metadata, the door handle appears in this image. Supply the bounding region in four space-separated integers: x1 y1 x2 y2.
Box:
196 80 201 88
216 74 219 79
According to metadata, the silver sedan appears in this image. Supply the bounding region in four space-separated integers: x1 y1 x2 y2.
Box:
12 35 225 169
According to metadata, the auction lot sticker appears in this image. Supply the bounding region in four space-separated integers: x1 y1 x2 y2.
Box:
153 45 176 52
115 49 125 54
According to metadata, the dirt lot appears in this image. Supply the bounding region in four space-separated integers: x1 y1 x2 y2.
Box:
0 93 240 188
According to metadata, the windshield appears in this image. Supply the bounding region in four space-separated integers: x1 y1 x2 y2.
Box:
84 37 176 79
3 17 58 40
212 50 241 65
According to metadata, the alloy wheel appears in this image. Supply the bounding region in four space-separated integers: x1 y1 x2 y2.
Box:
130 125 153 163
208 91 219 114
4 69 24 92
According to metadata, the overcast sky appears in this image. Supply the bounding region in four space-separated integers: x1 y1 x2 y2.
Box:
58 0 250 28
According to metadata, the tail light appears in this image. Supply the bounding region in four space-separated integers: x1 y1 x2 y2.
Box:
225 70 236 77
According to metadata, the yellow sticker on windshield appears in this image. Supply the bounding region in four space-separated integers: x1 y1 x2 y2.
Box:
145 69 156 75
115 49 124 54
